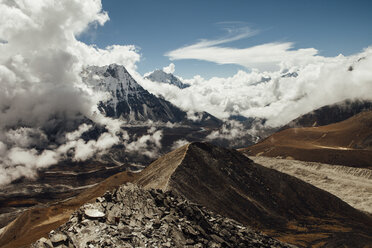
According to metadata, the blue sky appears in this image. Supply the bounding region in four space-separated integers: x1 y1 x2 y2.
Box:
79 0 372 78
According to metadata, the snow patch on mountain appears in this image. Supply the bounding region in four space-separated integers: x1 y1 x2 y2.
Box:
82 64 143 113
82 64 187 123
145 70 190 89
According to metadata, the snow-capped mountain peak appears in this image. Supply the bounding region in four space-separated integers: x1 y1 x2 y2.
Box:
145 69 190 89
83 64 142 107
82 64 187 123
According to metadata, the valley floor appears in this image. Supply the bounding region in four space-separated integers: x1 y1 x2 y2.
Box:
250 156 372 214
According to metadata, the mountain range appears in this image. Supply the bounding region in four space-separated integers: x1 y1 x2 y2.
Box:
83 64 222 128
280 99 372 130
83 64 188 123
1 142 371 247
1 65 372 248
0 64 228 236
241 106 372 168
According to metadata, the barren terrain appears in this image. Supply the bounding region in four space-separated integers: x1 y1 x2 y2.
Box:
2 142 372 247
250 156 372 214
241 111 372 168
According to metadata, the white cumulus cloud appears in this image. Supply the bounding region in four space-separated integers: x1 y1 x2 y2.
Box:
163 63 175 74
0 0 142 185
140 47 372 128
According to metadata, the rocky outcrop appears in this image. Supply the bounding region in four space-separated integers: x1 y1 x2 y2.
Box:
32 184 293 248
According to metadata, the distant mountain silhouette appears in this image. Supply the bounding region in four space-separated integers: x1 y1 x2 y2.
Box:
281 99 372 130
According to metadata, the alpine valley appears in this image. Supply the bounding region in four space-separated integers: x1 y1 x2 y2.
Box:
1 2 372 246
1 64 371 248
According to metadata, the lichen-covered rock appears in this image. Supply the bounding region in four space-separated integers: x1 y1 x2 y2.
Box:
32 183 295 248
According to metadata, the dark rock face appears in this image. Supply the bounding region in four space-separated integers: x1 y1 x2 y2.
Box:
82 64 222 127
32 184 293 248
136 142 372 247
83 64 187 123
281 99 372 130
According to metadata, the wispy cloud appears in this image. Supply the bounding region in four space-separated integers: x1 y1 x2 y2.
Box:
165 25 320 71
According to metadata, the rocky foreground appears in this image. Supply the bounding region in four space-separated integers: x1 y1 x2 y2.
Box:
32 184 293 248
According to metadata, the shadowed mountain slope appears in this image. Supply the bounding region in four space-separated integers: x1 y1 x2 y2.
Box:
1 142 372 247
83 64 187 122
82 64 222 128
281 99 372 130
136 142 372 247
241 111 372 168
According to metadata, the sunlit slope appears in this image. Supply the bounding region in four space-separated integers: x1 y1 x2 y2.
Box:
241 111 372 168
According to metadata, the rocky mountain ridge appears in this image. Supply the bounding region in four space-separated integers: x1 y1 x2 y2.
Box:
145 69 190 89
241 110 372 168
1 142 372 247
82 64 187 123
281 99 372 130
32 184 293 248
135 142 372 247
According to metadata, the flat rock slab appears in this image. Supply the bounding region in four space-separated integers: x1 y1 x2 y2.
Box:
50 233 68 243
84 209 105 218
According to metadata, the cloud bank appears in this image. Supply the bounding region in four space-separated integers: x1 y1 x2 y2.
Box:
142 45 372 127
2 1 372 185
155 25 371 127
163 63 175 74
0 0 144 185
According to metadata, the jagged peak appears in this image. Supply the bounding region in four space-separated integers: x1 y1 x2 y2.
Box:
85 64 135 82
145 69 190 89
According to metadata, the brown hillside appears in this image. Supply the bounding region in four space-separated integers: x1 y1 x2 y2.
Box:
2 142 372 247
136 142 372 247
241 111 372 168
0 171 138 248
281 99 372 130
